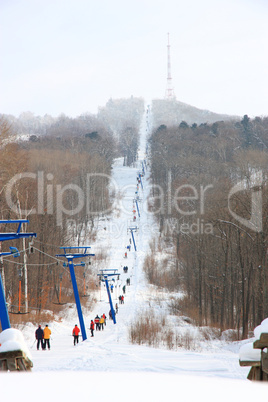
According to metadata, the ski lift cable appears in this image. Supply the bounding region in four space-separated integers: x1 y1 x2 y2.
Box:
1 258 59 266
1 246 64 267
32 239 97 262
33 239 67 249
3 245 93 269
1 246 30 262
31 246 62 262
2 246 91 286
1 245 61 266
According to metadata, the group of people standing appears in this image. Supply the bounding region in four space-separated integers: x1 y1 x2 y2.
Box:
90 313 106 336
35 324 52 350
72 313 106 344
35 254 131 350
35 315 108 349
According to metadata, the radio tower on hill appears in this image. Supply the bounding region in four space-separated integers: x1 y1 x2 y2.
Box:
165 33 176 100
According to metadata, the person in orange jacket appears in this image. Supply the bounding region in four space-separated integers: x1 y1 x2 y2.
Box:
72 324 80 345
43 324 51 350
99 316 105 330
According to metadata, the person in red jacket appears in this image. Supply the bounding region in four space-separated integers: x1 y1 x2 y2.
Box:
72 324 80 345
90 320 94 337
94 315 100 331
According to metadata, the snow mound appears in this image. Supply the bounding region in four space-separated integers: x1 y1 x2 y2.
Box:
239 317 268 362
254 318 268 339
0 328 32 358
239 342 261 362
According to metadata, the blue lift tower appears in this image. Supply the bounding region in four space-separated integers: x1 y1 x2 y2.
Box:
97 269 119 324
0 220 36 331
128 226 138 252
56 246 95 341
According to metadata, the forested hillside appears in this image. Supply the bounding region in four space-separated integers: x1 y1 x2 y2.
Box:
0 119 115 317
148 115 268 339
0 96 145 322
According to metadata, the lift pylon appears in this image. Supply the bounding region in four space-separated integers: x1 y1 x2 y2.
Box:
0 220 36 330
128 226 138 252
56 246 95 341
97 269 119 324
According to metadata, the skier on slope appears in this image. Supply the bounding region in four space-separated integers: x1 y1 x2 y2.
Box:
43 324 51 350
102 313 107 325
35 325 44 350
90 320 94 337
99 315 105 330
72 324 80 345
94 315 100 330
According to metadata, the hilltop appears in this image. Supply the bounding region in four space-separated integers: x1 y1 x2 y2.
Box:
151 98 239 128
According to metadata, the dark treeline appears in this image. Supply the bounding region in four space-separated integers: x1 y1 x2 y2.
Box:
148 115 268 338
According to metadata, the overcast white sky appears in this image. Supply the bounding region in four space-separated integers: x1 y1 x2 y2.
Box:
1 0 268 118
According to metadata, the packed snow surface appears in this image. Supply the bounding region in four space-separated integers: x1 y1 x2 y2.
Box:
1 109 268 400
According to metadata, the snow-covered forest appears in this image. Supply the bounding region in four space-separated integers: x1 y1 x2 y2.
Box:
0 98 268 400
148 114 268 339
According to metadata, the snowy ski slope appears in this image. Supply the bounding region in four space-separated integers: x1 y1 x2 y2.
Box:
2 110 268 401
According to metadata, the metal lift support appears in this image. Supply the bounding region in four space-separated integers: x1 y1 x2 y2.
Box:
56 247 95 341
128 226 137 252
134 198 140 218
139 173 143 190
0 220 37 330
97 269 119 324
